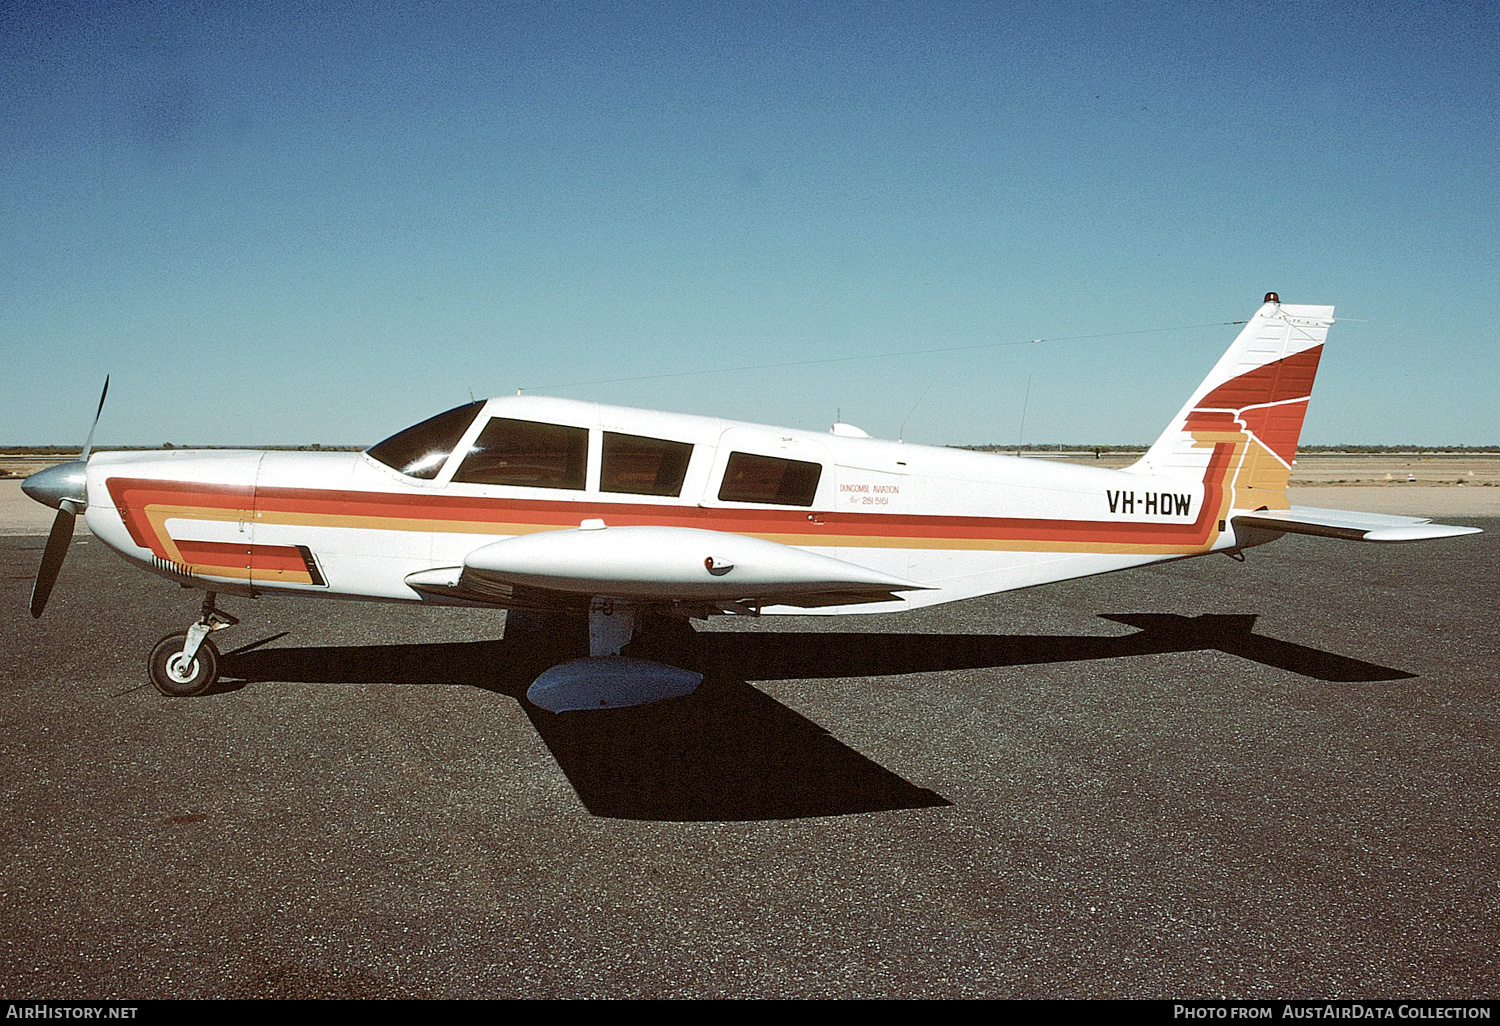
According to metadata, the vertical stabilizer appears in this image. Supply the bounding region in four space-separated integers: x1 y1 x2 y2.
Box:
1129 295 1334 513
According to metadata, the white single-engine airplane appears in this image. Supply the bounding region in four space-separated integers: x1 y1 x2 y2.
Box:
22 294 1481 710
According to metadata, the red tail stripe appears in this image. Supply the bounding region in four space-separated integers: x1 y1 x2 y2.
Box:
1197 346 1322 411
1238 401 1310 465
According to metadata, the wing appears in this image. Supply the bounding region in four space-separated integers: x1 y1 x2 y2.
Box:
403 523 928 612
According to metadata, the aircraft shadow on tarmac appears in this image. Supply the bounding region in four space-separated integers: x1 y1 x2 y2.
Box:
217 613 1412 822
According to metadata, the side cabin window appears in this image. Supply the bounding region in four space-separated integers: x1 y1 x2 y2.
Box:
717 452 822 507
366 402 483 480
453 418 588 490
601 432 693 497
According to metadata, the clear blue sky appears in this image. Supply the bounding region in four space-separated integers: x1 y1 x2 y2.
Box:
4 0 1496 447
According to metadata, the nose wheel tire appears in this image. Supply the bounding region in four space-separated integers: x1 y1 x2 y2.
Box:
148 632 221 697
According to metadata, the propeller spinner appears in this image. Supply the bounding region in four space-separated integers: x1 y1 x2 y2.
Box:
23 377 108 618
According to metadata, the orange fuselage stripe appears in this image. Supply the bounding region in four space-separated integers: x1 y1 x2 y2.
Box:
103 440 1235 582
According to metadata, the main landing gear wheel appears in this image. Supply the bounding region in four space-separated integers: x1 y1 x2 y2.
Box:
149 631 221 697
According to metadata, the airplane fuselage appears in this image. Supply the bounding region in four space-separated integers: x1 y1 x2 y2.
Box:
80 394 1234 617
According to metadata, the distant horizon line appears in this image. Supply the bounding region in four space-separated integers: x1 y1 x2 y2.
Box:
5 443 1500 455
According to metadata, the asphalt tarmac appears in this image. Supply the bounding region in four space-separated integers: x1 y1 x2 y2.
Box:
1 527 1496 999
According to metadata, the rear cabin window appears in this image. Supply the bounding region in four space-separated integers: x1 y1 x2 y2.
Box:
601 432 693 497
453 418 588 490
366 402 483 480
717 452 822 507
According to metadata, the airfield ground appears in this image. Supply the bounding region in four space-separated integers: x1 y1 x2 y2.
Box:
0 462 1495 998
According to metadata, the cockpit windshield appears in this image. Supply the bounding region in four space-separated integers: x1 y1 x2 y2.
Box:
365 402 483 479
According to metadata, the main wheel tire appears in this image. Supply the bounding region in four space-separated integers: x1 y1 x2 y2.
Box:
148 632 220 697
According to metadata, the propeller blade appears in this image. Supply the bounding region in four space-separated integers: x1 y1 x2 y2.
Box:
30 502 77 618
81 376 109 462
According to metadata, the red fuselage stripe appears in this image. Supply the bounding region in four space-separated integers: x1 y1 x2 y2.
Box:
104 440 1233 569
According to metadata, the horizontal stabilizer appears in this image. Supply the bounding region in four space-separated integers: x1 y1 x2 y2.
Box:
1232 506 1482 543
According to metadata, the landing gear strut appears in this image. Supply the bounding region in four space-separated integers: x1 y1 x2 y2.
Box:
148 592 238 697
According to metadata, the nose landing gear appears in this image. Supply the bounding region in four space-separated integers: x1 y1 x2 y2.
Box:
148 592 238 697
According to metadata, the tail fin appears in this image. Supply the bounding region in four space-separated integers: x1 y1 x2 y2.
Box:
1130 294 1335 513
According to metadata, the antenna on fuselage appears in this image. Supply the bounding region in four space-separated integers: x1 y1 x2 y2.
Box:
899 383 934 443
1015 374 1032 456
